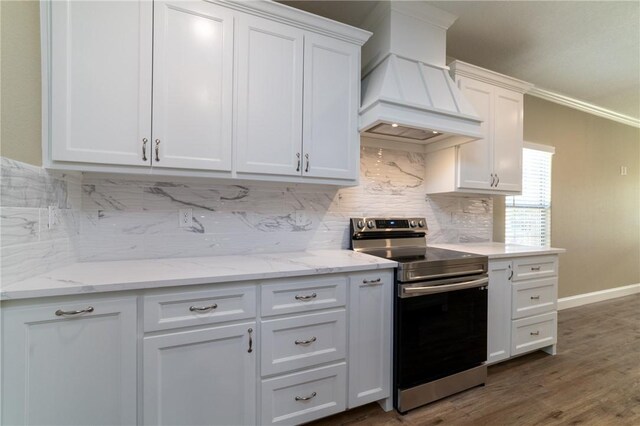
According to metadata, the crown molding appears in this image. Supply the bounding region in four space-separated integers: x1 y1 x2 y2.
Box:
529 87 640 128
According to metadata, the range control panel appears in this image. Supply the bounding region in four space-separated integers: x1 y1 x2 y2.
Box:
350 217 427 232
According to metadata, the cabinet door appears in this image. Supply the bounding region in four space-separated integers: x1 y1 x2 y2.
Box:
236 15 304 176
1 297 137 425
347 272 392 408
456 77 493 190
143 322 256 426
49 0 152 166
302 34 360 180
152 1 233 171
492 87 523 192
487 260 512 364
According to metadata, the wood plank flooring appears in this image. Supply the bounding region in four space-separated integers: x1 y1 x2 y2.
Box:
309 294 640 425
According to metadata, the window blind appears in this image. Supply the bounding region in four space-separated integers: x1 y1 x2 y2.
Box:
505 145 554 247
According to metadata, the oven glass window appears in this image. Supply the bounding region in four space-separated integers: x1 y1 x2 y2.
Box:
395 286 487 389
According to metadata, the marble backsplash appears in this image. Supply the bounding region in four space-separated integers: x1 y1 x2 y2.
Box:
1 141 492 285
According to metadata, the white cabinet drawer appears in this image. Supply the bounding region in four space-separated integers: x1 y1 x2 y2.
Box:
261 276 347 317
260 363 346 425
512 255 558 281
143 285 256 332
261 310 346 376
512 278 557 319
511 312 557 356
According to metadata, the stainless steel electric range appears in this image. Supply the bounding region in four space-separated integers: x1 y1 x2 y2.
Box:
350 217 489 413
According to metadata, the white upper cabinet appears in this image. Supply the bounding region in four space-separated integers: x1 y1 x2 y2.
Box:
302 34 360 180
152 0 234 171
42 0 371 185
424 61 532 195
235 15 304 176
48 0 152 166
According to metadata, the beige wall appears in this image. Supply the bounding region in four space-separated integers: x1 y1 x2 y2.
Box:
0 0 42 166
495 96 640 298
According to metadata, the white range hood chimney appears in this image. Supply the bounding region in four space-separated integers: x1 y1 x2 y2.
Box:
359 1 483 147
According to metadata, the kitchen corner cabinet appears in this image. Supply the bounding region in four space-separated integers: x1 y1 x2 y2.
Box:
42 0 370 185
487 254 559 365
1 295 137 425
424 61 533 195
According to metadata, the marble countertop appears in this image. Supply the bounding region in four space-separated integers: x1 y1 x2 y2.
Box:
0 250 397 300
429 242 566 259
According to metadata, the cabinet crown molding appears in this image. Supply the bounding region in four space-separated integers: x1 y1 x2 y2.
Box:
214 0 372 45
449 60 534 94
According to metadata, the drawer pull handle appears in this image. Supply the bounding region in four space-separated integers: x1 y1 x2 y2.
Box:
530 331 540 336
530 295 540 300
55 306 94 316
508 265 513 280
295 336 317 346
248 328 253 353
295 391 317 401
295 293 317 301
363 278 381 284
531 266 541 271
189 304 218 312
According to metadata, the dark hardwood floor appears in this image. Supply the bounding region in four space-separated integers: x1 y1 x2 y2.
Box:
309 294 640 425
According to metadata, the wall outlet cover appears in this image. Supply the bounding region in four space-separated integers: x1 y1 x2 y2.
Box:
179 208 193 228
48 206 59 229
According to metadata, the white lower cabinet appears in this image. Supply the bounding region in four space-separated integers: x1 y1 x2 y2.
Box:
260 363 347 425
487 254 559 364
2 269 394 425
347 272 392 409
143 322 257 426
1 296 137 425
487 260 512 364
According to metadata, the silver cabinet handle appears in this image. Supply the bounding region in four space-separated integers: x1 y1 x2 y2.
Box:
531 266 541 271
295 293 316 301
142 138 148 161
295 336 317 345
155 139 161 162
55 306 94 316
296 153 301 172
530 295 540 300
363 278 382 285
490 174 495 187
295 391 316 401
248 328 253 353
495 174 500 187
530 330 540 336
305 153 309 172
189 304 218 312
508 264 513 280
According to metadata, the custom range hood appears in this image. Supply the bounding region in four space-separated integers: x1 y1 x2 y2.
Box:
359 1 483 147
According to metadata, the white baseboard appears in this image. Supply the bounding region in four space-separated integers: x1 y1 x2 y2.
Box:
557 283 640 310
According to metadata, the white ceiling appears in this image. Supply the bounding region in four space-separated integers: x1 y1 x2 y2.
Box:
281 1 640 122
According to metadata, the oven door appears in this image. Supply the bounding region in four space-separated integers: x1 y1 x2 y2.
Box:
395 275 488 391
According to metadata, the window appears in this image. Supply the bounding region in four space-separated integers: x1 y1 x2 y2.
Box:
505 143 555 247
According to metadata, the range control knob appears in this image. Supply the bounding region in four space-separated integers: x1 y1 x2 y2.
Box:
409 220 417 228
357 220 365 229
418 220 425 228
367 220 375 229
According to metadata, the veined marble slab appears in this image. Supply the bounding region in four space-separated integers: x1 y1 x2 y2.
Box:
429 242 566 259
0 250 396 300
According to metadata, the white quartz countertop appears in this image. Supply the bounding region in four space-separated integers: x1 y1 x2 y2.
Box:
0 250 397 300
429 242 565 259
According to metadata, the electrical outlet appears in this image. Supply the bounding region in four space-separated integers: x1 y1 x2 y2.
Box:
178 208 193 228
620 166 628 176
293 211 306 226
48 206 59 229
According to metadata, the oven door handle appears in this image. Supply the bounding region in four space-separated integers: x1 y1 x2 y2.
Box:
402 277 489 296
